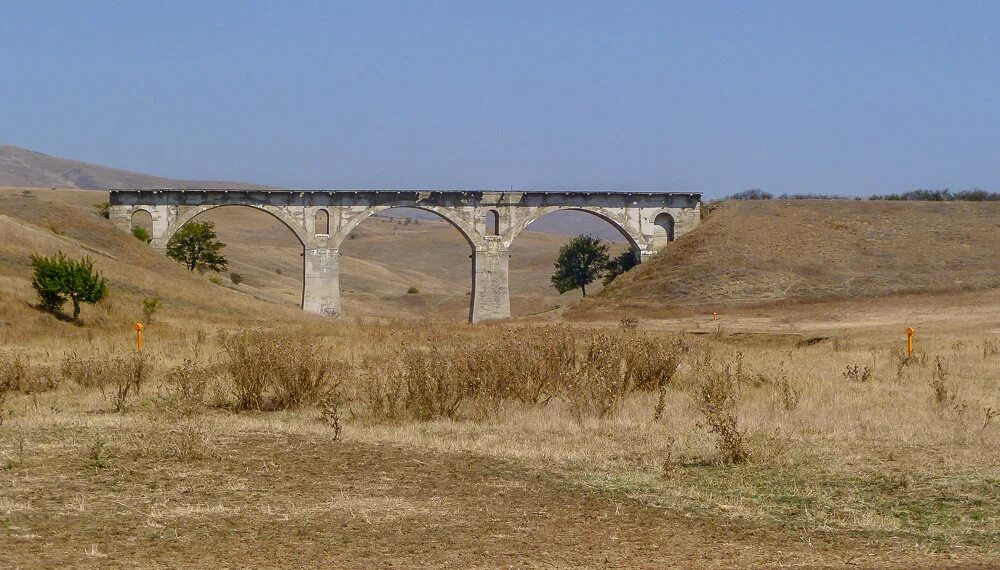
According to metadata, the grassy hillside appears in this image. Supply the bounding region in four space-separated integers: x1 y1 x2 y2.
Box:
0 188 311 344
582 199 1000 316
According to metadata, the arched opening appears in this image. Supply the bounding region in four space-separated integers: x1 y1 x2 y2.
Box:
654 212 675 243
130 209 153 234
315 209 330 235
484 209 500 236
509 209 636 317
338 206 473 320
182 205 306 307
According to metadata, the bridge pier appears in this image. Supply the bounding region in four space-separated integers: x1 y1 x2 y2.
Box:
470 240 511 323
303 247 341 316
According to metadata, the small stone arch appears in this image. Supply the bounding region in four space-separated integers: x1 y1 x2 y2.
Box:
130 208 153 234
653 211 675 244
484 209 500 237
315 209 330 236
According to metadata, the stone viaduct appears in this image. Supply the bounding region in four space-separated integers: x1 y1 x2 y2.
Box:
108 189 701 322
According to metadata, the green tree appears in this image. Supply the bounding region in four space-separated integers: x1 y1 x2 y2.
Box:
602 248 638 285
166 221 228 272
550 235 609 297
30 251 108 321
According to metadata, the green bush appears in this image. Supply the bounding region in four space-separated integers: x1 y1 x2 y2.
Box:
93 202 111 219
30 251 108 321
131 226 152 243
141 296 162 323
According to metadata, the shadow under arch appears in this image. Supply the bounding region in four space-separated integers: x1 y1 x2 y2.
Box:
337 206 476 320
169 204 310 308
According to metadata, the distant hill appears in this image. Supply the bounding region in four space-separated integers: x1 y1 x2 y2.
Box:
0 144 268 190
578 198 1000 316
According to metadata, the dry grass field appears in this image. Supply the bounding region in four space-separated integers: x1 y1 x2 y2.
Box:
2 187 1000 567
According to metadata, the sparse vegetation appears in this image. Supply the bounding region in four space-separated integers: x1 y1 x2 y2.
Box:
141 295 162 323
406 286 419 294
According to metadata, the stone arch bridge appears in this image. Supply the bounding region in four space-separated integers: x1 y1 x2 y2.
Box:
109 189 701 322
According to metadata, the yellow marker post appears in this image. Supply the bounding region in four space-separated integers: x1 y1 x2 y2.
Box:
905 326 914 356
134 322 144 353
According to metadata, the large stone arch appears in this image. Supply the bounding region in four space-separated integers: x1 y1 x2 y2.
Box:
164 204 309 247
333 204 480 249
507 206 649 258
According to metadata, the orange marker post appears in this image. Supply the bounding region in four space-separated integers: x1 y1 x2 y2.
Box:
134 322 144 353
905 326 914 356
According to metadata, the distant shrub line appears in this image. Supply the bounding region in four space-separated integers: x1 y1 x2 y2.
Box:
725 188 1000 202
869 189 1000 202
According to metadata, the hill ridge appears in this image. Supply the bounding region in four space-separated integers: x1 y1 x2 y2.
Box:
0 144 270 190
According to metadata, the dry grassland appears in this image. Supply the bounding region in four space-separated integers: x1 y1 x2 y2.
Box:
2 307 999 567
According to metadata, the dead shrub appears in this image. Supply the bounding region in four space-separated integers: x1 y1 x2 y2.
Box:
982 340 998 359
320 392 343 440
401 346 468 421
159 359 212 417
352 327 687 423
0 351 59 393
361 358 409 421
843 363 872 383
221 330 340 410
164 421 213 461
929 356 954 406
109 353 150 412
61 353 107 389
696 361 750 464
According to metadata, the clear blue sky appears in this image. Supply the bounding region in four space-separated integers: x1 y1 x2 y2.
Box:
2 1 997 197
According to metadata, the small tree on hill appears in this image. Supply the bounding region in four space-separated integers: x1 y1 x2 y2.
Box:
602 248 638 285
166 221 228 272
551 235 609 297
30 251 108 321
